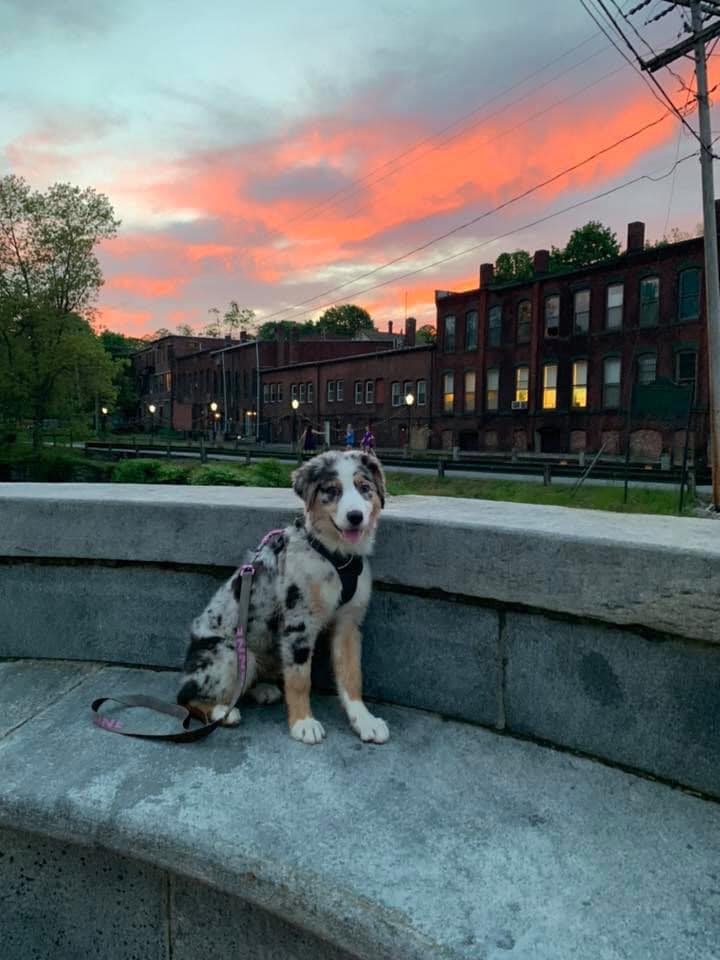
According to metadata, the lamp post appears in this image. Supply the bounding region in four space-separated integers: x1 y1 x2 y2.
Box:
148 403 156 444
291 398 299 450
100 406 109 438
404 392 415 455
209 401 218 441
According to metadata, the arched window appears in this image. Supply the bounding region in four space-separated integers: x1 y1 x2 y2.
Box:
517 301 531 343
678 268 701 320
465 311 478 350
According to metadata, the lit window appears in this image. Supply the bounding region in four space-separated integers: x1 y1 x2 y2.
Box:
299 383 306 403
515 366 529 404
465 311 478 350
636 354 656 385
639 277 659 327
444 316 456 352
464 371 476 412
442 372 454 413
603 357 621 408
574 290 590 334
572 361 588 408
545 296 559 337
327 380 335 402
606 284 623 329
416 380 427 405
365 380 374 404
354 380 363 404
391 381 401 406
517 301 531 343
488 306 502 347
675 350 697 385
486 369 499 411
307 382 314 403
542 364 558 409
336 380 344 401
678 269 700 320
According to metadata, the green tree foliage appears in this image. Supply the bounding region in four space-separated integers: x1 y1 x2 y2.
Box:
204 302 256 338
552 221 620 270
176 323 195 336
416 324 437 344
99 329 145 423
0 175 120 446
257 319 317 341
494 250 533 283
316 303 374 337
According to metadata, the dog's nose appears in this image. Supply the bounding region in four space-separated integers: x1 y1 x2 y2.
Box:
346 510 363 527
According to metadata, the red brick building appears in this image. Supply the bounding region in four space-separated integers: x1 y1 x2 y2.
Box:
434 219 711 461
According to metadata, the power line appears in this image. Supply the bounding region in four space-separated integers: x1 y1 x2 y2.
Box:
261 148 700 327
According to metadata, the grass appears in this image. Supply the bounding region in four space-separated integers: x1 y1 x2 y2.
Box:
384 471 688 515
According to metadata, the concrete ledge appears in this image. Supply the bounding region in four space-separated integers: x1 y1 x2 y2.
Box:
1 660 719 960
2 483 719 642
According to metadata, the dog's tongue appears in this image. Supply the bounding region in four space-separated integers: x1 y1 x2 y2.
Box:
343 529 362 543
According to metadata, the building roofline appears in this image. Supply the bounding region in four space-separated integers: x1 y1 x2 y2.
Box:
261 343 433 374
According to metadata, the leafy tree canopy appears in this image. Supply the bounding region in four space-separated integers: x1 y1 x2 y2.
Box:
494 250 533 283
553 220 620 270
315 303 374 337
416 324 436 344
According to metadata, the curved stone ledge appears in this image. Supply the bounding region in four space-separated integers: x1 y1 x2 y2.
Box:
1 483 718 642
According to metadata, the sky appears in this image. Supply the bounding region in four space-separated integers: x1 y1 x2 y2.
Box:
2 0 718 337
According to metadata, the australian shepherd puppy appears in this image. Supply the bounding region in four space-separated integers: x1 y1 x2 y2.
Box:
177 450 389 745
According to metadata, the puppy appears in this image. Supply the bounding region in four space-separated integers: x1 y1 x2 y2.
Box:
177 449 389 745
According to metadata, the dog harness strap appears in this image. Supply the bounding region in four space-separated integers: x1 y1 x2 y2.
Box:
90 565 254 742
306 534 364 606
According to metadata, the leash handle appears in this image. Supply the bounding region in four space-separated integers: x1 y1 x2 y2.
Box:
91 565 255 743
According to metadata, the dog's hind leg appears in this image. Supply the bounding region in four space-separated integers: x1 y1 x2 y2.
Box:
248 682 283 705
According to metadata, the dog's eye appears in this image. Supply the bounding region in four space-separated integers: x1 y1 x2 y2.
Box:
358 482 372 495
321 486 338 500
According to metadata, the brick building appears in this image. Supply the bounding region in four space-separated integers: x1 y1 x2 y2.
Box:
433 219 712 460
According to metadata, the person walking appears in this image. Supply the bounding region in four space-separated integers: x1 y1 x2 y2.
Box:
345 423 355 450
361 424 375 453
299 420 323 454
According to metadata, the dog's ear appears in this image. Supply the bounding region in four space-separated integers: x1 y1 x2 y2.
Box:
361 452 386 508
291 460 315 504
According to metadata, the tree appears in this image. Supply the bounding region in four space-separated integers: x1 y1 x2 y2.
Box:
176 323 195 336
222 301 255 337
257 319 317 341
416 324 437 345
494 250 533 283
0 174 120 447
316 303 374 337
99 330 145 423
557 221 620 269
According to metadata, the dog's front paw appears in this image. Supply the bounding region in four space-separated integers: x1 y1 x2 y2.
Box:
211 705 241 726
249 682 283 705
290 717 326 745
351 709 390 744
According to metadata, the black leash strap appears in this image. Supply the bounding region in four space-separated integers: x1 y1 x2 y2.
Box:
90 566 254 743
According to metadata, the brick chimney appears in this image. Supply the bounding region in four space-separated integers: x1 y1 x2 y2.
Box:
626 221 645 253
479 263 495 287
533 249 550 274
388 320 394 335
405 316 416 347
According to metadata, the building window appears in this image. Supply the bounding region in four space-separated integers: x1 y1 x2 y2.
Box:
442 372 454 413
336 380 344 401
355 380 363 404
291 383 297 402
678 268 701 320
444 316 456 352
391 381 401 406
572 361 588 409
299 383 306 403
307 382 314 403
416 379 427 405
365 380 375 404
403 380 413 401
465 311 478 350
636 354 657 385
545 295 560 337
603 357 621 408
542 364 558 409
486 369 499 411
487 306 502 347
517 301 531 343
263 383 270 402
277 382 283 404
514 366 529 404
606 283 623 330
464 371 476 413
675 350 697 386
639 276 659 327
327 380 335 402
270 383 276 403
573 290 590 334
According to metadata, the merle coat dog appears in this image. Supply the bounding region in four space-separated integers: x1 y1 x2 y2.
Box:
177 450 388 745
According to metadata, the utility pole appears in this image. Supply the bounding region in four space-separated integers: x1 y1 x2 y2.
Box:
640 0 720 508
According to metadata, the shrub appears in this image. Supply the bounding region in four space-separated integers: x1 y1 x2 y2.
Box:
111 459 167 483
189 465 247 486
250 459 291 488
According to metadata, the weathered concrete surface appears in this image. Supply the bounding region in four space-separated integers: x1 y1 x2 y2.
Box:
0 659 99 738
0 827 169 960
1 483 718 642
504 613 720 797
1 661 719 960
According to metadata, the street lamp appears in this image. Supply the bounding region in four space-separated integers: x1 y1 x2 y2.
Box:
405 392 415 454
210 401 218 413
100 406 109 438
148 403 156 442
291 398 300 449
